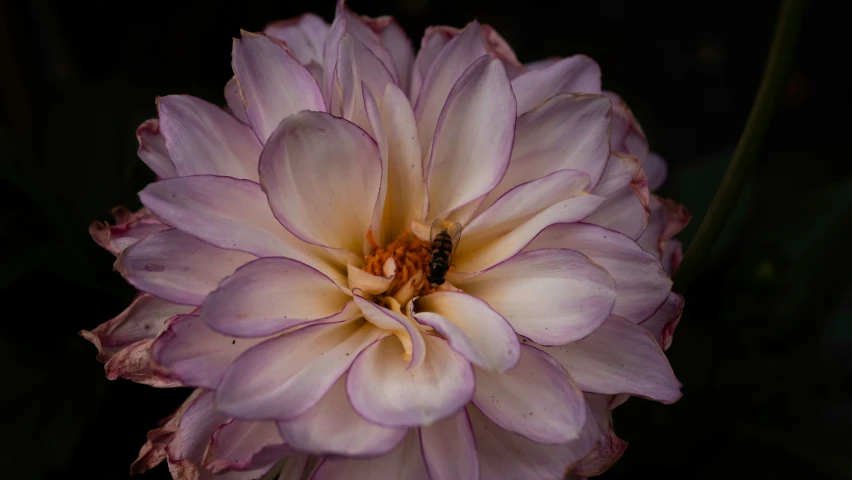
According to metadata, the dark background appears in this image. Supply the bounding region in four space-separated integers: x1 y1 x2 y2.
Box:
1 0 849 478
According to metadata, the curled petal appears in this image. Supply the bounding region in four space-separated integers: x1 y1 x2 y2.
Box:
473 345 586 444
216 320 382 420
157 95 261 180
201 257 353 337
104 338 180 387
453 249 616 345
353 293 425 369
116 229 256 306
89 207 169 256
347 335 475 428
131 389 204 474
278 375 406 456
542 315 682 403
165 391 230 476
348 261 393 294
584 153 651 239
572 394 628 477
259 111 381 254
511 55 601 114
637 195 691 259
203 420 289 474
420 408 479 480
136 119 176 179
312 430 429 480
639 291 685 351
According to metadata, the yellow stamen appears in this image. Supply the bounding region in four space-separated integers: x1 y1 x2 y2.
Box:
363 231 437 297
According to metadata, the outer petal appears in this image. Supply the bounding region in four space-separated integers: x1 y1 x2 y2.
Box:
131 389 204 474
414 22 487 156
103 338 180 387
347 335 475 427
216 320 382 420
488 93 612 204
637 195 691 259
201 257 353 337
232 31 326 143
353 294 426 369
362 16 415 93
165 391 230 477
264 14 328 67
584 153 651 239
572 393 628 477
278 375 406 456
639 291 685 350
414 291 520 372
420 409 479 480
542 315 682 403
644 152 668 192
523 223 671 323
80 293 192 361
151 314 268 389
89 207 170 256
157 95 262 180
453 249 616 345
473 345 586 443
224 77 249 124
140 176 341 281
203 420 289 473
116 229 256 306
606 91 649 163
468 402 599 480
312 430 429 480
136 119 177 179
511 55 602 114
425 56 516 218
337 33 395 134
259 111 381 254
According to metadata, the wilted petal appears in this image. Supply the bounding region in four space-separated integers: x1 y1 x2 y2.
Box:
89 207 170 256
232 32 326 143
278 375 406 456
104 338 181 387
136 119 176 179
216 320 382 420
337 33 395 134
312 430 429 480
606 91 649 162
453 249 616 345
259 111 381 254
353 294 425 369
165 391 230 476
468 402 598 480
347 335 474 427
473 345 585 443
224 77 249 124
203 420 289 473
414 291 519 372
151 314 267 389
584 153 650 239
116 230 256 306
524 223 671 323
542 315 682 403
202 257 353 337
157 95 261 180
644 152 668 192
420 408 479 480
639 291 685 350
131 389 204 474
415 22 487 154
637 195 691 259
572 394 628 477
81 293 192 361
511 55 601 114
426 56 516 218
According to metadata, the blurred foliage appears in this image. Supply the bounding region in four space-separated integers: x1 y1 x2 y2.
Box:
0 0 848 479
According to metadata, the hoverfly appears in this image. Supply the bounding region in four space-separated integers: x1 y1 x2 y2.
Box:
427 218 463 287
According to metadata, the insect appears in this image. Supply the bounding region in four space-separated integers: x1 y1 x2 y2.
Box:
427 218 463 287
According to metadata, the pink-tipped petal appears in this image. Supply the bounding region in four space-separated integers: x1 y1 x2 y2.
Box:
639 291 685 351
425 56 516 218
420 408 479 480
524 223 671 323
644 152 668 192
224 77 249 124
585 153 651 239
637 195 691 260
473 345 586 443
136 119 177 179
312 430 429 480
414 291 519 372
232 32 325 143
606 91 649 163
347 335 474 428
278 374 406 456
573 394 628 477
139 176 340 280
488 93 612 205
81 293 192 362
415 22 487 154
157 95 261 180
362 16 415 92
104 338 181 387
264 14 328 67
352 294 425 369
453 249 616 345
89 207 170 256
468 402 599 480
202 257 353 337
151 314 267 389
511 55 602 114
337 34 395 134
216 320 382 420
203 420 289 473
116 229 256 306
409 26 456 102
542 315 682 403
662 238 683 275
259 111 381 254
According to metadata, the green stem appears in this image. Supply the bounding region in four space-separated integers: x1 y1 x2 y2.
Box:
672 0 806 294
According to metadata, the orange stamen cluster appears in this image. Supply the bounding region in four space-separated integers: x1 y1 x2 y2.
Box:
364 231 437 296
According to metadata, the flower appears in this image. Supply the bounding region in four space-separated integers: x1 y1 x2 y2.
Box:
82 2 691 478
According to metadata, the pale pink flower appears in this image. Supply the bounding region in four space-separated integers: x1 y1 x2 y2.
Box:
82 2 690 478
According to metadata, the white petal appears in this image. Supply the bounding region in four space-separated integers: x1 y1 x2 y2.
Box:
420 409 479 480
337 33 395 134
511 55 601 114
585 153 650 239
312 430 429 480
352 294 425 369
347 261 393 295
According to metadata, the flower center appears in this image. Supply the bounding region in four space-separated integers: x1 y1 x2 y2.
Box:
364 231 437 299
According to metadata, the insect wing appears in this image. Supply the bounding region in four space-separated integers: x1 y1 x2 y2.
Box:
429 217 446 242
446 222 463 257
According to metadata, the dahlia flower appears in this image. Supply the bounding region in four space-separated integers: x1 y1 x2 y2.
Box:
82 2 690 478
